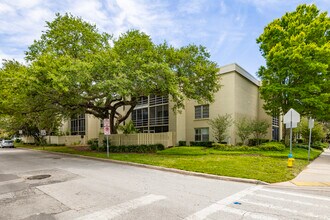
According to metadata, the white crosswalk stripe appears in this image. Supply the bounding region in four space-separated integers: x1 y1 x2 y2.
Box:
185 186 330 220
261 188 330 201
240 199 329 220
74 194 166 220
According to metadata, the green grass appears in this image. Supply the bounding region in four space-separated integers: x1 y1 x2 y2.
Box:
18 144 322 183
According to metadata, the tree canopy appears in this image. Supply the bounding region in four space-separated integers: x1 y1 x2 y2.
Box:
1 13 220 134
257 4 330 121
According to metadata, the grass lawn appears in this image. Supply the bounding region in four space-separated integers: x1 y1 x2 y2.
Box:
18 145 322 183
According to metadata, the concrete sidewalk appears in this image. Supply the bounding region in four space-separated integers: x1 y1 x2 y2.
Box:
275 148 330 187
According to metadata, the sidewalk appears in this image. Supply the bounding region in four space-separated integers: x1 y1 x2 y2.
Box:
274 148 330 187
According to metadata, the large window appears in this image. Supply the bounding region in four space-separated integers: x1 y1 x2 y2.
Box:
272 116 279 141
195 128 209 141
71 114 85 135
132 95 169 133
132 107 148 127
195 105 209 119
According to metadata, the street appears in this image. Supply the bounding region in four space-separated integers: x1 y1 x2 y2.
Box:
1 148 330 220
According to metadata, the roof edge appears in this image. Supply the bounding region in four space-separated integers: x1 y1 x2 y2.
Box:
219 63 260 86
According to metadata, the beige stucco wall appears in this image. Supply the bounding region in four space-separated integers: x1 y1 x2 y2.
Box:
86 114 101 140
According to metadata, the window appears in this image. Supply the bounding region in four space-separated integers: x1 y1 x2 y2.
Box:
272 115 279 141
195 128 209 141
71 114 85 135
195 105 209 119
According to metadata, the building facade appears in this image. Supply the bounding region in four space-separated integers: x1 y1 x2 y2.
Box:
59 63 282 145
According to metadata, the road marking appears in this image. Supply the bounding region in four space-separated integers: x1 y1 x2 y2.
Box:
291 181 330 186
240 199 329 220
0 178 24 186
75 194 166 220
261 188 330 201
254 193 330 208
184 186 264 220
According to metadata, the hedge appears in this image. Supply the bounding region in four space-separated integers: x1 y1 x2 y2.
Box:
190 141 214 148
248 138 269 146
212 142 285 151
90 144 165 153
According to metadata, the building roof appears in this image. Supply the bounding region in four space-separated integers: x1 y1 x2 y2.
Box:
219 63 260 86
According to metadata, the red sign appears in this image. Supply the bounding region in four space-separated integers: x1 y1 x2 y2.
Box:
103 119 110 135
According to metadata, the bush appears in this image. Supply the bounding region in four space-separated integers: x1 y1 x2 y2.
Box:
258 142 285 151
212 143 258 151
190 141 214 148
92 144 165 153
248 138 269 146
178 141 186 146
297 138 304 143
295 144 309 150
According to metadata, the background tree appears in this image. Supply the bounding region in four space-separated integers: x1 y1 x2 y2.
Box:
25 13 220 134
296 118 327 143
118 121 138 134
257 4 330 121
250 119 270 145
235 116 252 145
208 114 233 143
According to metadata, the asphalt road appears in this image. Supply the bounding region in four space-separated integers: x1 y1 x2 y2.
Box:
1 148 330 220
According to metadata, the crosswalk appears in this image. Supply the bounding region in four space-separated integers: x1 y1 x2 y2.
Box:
68 186 330 220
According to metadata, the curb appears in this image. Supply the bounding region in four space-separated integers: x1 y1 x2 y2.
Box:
18 147 269 185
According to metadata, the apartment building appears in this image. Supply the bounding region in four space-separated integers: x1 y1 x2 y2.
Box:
60 63 282 145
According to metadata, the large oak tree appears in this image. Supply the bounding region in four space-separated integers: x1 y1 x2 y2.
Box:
22 13 220 133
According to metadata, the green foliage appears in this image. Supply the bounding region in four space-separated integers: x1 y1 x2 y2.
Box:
296 118 327 143
257 4 330 121
248 138 269 146
16 14 220 135
118 121 137 134
92 144 165 153
190 141 214 148
178 141 186 146
235 116 252 145
208 114 233 142
250 119 270 145
258 142 286 151
212 142 285 151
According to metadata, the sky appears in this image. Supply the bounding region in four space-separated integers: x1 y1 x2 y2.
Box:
0 0 329 78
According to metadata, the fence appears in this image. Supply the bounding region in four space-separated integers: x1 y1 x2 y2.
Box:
22 135 85 146
100 132 176 148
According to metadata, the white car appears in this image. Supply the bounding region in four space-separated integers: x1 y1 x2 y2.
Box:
0 140 14 148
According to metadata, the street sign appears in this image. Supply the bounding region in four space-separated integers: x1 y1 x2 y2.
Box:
308 118 314 129
103 119 110 135
284 108 300 124
40 130 46 136
285 122 297 128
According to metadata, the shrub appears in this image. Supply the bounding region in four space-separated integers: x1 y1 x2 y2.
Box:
248 138 269 146
208 114 233 142
190 141 214 148
212 143 258 151
178 141 186 146
295 144 309 150
93 144 165 153
258 142 285 151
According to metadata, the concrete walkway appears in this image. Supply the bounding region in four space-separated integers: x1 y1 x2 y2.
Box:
275 148 330 187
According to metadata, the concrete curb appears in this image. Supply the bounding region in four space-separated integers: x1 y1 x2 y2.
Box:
18 147 269 185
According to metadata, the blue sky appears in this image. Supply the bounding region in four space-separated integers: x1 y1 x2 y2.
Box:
0 0 329 77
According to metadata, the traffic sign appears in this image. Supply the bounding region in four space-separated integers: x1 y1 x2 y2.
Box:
40 130 46 136
284 108 300 124
285 122 297 128
308 118 314 129
103 119 110 135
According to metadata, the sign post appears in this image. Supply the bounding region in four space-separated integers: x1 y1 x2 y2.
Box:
103 119 110 158
40 130 46 150
284 108 300 156
308 118 314 162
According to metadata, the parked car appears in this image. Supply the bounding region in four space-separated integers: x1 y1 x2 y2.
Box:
0 140 14 148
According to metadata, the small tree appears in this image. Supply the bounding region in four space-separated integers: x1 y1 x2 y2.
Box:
235 117 252 145
251 119 270 145
208 114 233 143
296 118 326 143
118 121 138 134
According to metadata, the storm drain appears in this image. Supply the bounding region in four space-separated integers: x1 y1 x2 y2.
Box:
27 174 51 180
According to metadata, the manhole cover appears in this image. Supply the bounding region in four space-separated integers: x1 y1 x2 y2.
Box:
27 174 51 180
